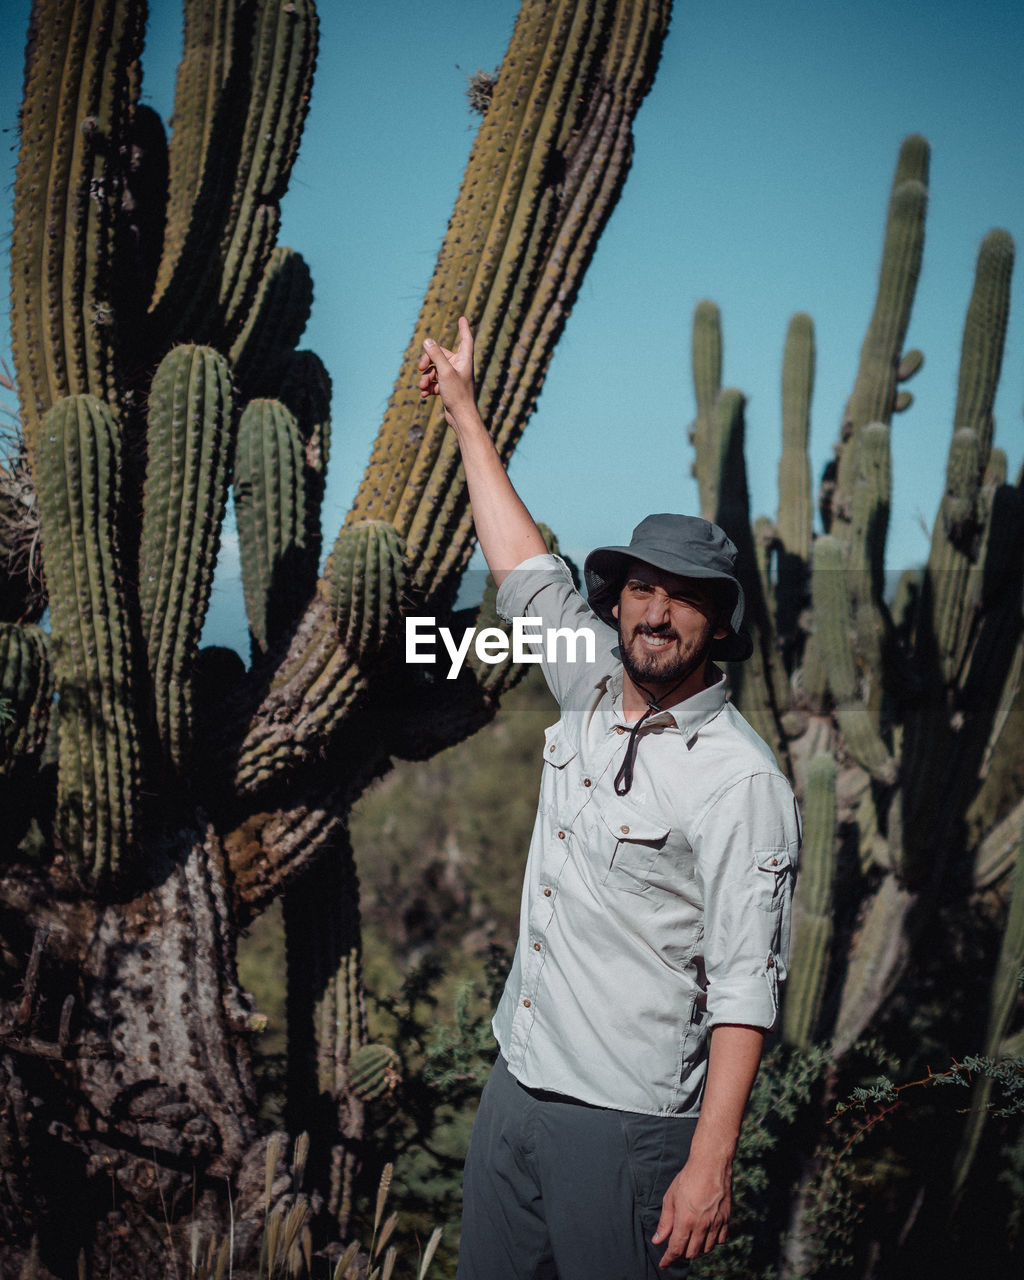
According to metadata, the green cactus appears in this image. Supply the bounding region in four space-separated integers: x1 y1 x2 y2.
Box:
1 1 672 1263
9 0 146 442
831 134 928 537
33 395 140 878
234 397 315 657
139 345 234 769
324 520 407 661
687 133 1022 1264
782 754 837 1048
0 623 53 770
348 1043 402 1103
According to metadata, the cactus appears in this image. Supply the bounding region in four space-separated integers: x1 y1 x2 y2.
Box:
348 1043 402 1103
1 0 671 1267
0 623 53 769
782 754 837 1048
234 397 315 657
139 345 234 769
323 520 407 661
687 133 1023 1265
33 395 140 878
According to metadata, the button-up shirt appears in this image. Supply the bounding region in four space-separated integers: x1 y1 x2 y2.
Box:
492 554 801 1116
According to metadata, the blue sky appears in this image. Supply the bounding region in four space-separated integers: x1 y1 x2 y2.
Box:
2 0 1022 653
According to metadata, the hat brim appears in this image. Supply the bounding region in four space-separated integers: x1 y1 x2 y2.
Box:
584 545 754 662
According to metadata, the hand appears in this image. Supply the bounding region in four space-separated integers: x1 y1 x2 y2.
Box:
652 1156 731 1268
417 315 476 429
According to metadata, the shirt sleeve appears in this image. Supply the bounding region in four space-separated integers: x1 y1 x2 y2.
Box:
693 770 802 1031
495 553 617 707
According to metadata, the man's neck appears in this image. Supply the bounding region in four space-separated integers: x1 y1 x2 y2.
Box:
620 661 719 723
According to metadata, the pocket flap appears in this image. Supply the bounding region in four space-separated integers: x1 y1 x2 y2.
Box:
598 796 670 845
542 721 578 768
755 847 793 874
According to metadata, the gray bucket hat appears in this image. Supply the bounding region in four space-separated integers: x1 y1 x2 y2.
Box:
584 513 753 662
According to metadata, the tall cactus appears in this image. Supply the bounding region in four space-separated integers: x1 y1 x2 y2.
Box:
687 135 1023 1274
0 0 672 1271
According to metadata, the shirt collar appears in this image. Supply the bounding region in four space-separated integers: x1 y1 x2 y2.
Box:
605 664 728 742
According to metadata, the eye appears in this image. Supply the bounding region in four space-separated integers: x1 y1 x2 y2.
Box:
626 579 654 595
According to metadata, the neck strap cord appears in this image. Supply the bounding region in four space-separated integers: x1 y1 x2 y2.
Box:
613 673 688 795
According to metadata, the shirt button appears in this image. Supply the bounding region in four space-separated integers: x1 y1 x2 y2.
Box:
533 942 541 952
543 888 552 897
523 999 531 1008
558 830 566 839
548 744 556 752
583 778 591 787
616 726 625 735
767 955 775 969
620 825 630 835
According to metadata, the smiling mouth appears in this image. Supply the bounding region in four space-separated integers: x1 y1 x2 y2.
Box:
635 630 677 651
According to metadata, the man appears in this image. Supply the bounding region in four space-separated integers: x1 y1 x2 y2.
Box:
418 319 800 1278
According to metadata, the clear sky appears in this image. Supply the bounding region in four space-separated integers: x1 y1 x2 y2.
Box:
2 0 1022 653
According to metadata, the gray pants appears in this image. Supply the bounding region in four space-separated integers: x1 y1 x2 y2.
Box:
457 1056 697 1279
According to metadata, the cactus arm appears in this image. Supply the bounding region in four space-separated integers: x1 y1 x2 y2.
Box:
216 0 318 345
782 754 837 1048
138 345 234 770
10 0 146 443
691 299 723 519
229 247 314 402
777 312 815 564
833 136 928 536
34 395 140 878
699 388 791 765
234 398 313 657
347 0 671 598
812 535 895 785
953 229 1014 459
149 0 240 312
0 624 53 773
323 521 407 661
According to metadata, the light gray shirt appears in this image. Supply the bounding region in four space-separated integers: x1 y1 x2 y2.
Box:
492 553 801 1116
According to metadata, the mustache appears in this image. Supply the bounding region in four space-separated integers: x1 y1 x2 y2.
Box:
632 623 679 640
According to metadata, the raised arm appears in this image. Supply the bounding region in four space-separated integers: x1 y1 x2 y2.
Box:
418 317 548 584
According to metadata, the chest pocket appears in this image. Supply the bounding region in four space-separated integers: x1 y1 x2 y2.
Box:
597 797 670 894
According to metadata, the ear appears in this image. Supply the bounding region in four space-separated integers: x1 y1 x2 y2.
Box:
612 602 620 621
713 622 729 640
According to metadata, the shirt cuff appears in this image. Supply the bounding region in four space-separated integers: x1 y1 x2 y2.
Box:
707 954 780 1031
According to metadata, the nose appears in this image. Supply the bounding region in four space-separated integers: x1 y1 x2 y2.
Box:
644 587 673 627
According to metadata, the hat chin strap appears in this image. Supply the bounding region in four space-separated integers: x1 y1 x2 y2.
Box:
613 669 692 796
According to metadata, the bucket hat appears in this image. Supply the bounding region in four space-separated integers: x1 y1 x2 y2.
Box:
584 513 753 662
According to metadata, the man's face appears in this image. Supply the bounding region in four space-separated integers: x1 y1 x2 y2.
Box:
612 561 729 690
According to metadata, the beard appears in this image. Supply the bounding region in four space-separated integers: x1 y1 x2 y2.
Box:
618 621 715 691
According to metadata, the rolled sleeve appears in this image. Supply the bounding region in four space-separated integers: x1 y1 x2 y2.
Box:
495 554 616 706
695 772 801 1030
